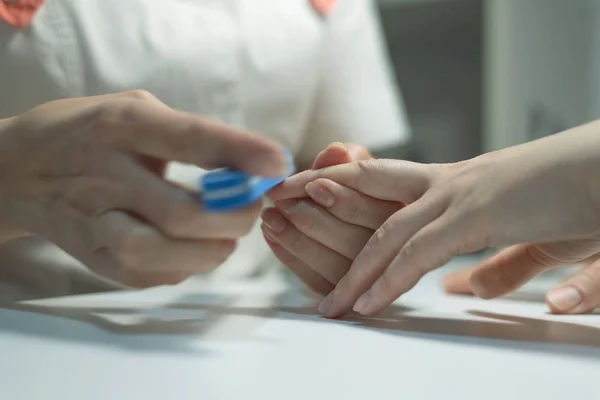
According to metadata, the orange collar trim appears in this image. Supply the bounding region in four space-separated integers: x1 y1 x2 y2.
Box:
310 0 337 16
0 0 45 28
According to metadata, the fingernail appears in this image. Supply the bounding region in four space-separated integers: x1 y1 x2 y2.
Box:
319 292 334 314
328 142 346 150
547 286 582 312
261 209 287 233
306 182 335 208
353 291 373 315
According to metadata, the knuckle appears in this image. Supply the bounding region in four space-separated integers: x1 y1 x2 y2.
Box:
122 89 155 101
90 103 121 130
399 237 431 276
364 224 389 254
526 245 563 268
115 100 143 123
90 100 140 134
398 239 418 263
339 203 364 225
288 202 318 232
355 159 380 181
356 158 380 171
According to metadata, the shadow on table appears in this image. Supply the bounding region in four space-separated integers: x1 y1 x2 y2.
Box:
3 289 600 359
0 300 217 354
3 239 599 357
0 237 125 302
457 290 600 314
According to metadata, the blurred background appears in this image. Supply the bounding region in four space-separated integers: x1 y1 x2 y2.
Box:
378 0 600 163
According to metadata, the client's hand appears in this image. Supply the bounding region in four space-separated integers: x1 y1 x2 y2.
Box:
267 122 600 318
443 252 600 314
261 143 402 295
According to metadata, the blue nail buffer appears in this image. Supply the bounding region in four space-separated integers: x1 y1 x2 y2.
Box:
199 149 295 212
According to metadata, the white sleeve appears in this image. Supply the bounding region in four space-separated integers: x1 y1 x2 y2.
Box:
297 0 411 166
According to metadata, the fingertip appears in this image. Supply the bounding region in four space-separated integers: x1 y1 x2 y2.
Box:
266 182 295 201
352 278 392 316
312 143 352 170
546 285 583 314
249 147 288 177
545 295 566 314
192 119 288 176
320 290 349 319
442 270 474 295
267 170 317 200
353 291 375 315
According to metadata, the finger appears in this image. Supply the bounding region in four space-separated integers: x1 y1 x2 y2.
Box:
312 143 353 170
274 199 373 260
352 216 458 316
442 266 476 295
33 91 163 119
83 248 188 291
260 208 351 284
319 192 447 318
268 159 433 202
546 258 600 314
468 238 600 300
305 178 402 230
92 211 236 287
94 97 287 177
107 156 262 239
345 143 372 161
467 245 555 299
469 238 600 300
263 234 334 296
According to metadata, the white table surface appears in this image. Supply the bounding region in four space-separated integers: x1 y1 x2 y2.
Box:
1 253 599 400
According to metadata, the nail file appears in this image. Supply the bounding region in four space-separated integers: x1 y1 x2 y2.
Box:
199 149 295 212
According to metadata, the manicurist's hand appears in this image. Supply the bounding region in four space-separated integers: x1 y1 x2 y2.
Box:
0 91 287 287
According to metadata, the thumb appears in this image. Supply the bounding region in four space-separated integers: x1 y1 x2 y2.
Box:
311 142 371 170
468 240 600 300
345 143 372 161
312 143 353 170
468 244 569 299
546 256 600 314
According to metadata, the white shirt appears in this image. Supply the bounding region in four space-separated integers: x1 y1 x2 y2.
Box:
0 0 409 284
